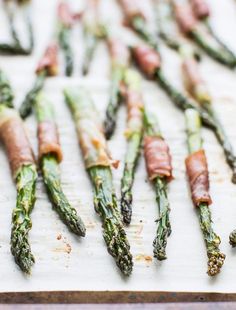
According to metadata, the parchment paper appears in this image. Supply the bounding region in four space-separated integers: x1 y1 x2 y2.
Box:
0 0 236 294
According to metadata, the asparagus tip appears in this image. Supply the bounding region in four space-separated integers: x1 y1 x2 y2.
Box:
231 172 236 184
121 191 132 225
229 229 236 247
207 252 225 276
153 226 171 261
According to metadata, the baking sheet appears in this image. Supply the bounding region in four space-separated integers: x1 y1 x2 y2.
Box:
1 0 236 295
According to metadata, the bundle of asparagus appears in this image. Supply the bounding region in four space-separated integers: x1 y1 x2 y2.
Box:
0 72 37 273
144 111 173 260
19 42 58 119
82 0 106 75
118 0 159 50
57 2 75 76
35 93 86 237
104 37 131 139
1 0 34 55
132 44 236 182
185 108 225 276
171 0 236 68
120 69 144 224
181 46 236 182
64 88 133 276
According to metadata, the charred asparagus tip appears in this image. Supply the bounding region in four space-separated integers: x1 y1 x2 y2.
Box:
231 171 236 184
207 252 226 276
229 230 236 247
153 238 167 261
121 191 132 225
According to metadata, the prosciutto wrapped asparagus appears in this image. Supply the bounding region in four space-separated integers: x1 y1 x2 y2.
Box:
64 88 133 276
104 38 131 139
185 108 225 276
35 93 86 236
181 47 236 182
120 69 144 224
19 42 59 119
0 104 37 273
144 112 172 260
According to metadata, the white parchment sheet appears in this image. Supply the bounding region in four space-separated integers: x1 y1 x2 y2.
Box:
1 0 236 294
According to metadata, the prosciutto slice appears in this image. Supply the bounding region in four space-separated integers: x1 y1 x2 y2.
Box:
36 43 59 76
0 109 35 179
144 136 173 181
118 0 146 21
173 3 197 34
185 149 212 206
190 0 210 19
133 46 161 77
38 121 63 163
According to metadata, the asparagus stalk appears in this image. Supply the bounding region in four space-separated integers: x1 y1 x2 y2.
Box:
120 69 144 224
104 66 124 139
64 88 133 276
144 112 172 260
185 108 225 276
35 93 86 236
19 42 58 119
11 163 37 273
19 71 46 119
0 69 14 108
0 103 37 274
104 37 131 139
57 2 75 76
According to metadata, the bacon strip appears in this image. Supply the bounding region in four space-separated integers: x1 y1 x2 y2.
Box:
144 136 173 181
133 46 161 78
173 3 197 34
108 39 130 68
58 2 74 28
190 0 210 19
119 0 146 22
124 90 143 137
0 110 35 179
76 112 118 169
36 43 59 76
38 121 63 163
185 149 212 206
182 58 209 100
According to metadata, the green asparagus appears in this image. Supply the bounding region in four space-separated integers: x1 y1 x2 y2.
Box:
35 93 86 236
64 88 133 276
185 108 225 276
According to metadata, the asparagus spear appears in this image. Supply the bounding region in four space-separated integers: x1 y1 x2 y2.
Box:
35 93 86 236
118 0 159 51
57 2 74 76
181 46 236 182
19 42 58 119
0 103 37 273
2 0 34 55
144 111 172 260
120 69 144 224
0 69 14 108
64 88 133 276
104 37 131 139
185 108 225 276
171 0 236 68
